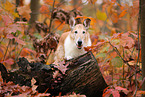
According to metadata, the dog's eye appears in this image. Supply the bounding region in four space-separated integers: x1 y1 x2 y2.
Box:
74 31 78 34
83 31 85 34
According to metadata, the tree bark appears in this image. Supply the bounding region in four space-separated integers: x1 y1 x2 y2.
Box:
60 51 108 97
140 0 145 97
29 0 40 25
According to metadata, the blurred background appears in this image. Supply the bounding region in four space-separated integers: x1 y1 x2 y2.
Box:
0 0 141 96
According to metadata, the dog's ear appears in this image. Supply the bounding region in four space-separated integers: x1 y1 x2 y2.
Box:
83 18 91 30
69 17 76 29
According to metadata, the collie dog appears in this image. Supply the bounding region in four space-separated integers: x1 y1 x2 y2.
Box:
55 17 91 61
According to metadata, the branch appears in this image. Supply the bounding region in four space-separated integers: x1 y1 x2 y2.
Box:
48 0 55 33
3 39 11 61
108 41 132 69
134 1 141 96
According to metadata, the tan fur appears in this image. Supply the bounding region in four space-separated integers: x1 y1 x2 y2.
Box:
55 23 91 62
54 31 70 61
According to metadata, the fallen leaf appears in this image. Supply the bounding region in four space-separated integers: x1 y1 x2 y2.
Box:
36 93 50 97
31 78 37 94
53 70 59 78
54 61 68 74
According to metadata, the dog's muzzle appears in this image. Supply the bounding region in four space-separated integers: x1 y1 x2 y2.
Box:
77 39 82 49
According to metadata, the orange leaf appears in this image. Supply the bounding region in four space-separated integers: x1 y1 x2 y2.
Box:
111 13 118 23
0 48 4 58
20 48 36 57
119 10 127 18
40 5 49 14
103 87 110 94
103 88 111 97
53 20 65 30
137 91 145 95
44 0 59 6
24 48 36 55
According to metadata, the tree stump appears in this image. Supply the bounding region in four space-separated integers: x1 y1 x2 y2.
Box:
60 51 108 97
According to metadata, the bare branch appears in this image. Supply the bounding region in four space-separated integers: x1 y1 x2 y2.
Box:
48 0 56 33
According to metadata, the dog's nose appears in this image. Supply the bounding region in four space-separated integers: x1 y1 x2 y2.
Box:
78 40 82 45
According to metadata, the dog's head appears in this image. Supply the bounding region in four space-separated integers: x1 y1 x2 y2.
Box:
69 17 91 49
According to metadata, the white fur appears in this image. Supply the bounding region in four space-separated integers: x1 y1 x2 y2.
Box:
64 34 91 60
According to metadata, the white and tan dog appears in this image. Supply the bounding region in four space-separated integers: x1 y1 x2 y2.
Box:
55 17 91 62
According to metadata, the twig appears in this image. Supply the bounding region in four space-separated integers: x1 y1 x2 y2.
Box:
48 0 55 33
108 41 132 69
134 1 141 96
3 39 11 61
46 49 53 64
0 37 4 44
56 0 65 8
15 46 24 62
140 77 145 89
123 47 125 87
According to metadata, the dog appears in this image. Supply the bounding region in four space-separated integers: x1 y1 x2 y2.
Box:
54 17 91 62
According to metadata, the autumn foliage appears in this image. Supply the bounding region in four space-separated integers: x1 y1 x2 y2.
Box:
0 0 144 97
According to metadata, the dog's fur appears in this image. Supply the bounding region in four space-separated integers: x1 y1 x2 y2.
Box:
55 17 91 61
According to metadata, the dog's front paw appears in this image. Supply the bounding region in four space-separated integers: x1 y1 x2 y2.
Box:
66 56 73 60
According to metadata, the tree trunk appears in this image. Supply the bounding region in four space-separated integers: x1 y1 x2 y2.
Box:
29 0 40 25
140 0 145 97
